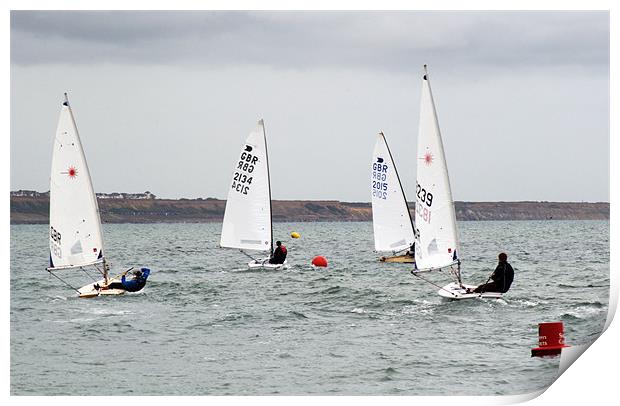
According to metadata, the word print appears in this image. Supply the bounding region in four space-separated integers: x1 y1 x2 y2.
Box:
415 201 432 224
416 182 433 207
50 226 62 258
232 147 258 195
372 160 389 200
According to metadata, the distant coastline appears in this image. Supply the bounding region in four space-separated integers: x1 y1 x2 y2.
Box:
10 191 610 224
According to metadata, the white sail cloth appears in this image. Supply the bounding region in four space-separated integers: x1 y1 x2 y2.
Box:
414 71 461 270
371 133 415 252
49 96 104 269
220 120 272 252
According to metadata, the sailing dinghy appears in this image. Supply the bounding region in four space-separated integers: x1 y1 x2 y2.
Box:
220 120 287 270
412 67 502 300
46 94 149 298
371 132 416 263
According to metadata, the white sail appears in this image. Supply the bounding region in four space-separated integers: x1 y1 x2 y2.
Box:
414 67 460 271
371 132 415 252
48 95 104 269
220 120 272 253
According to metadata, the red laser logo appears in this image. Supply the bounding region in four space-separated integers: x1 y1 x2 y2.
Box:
423 152 434 165
62 166 78 179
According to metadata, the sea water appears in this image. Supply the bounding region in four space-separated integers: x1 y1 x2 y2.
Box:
10 220 609 395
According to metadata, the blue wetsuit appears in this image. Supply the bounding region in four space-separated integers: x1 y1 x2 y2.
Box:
120 268 151 292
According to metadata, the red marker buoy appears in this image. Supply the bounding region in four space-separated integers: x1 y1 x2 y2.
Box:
311 256 328 267
531 321 570 357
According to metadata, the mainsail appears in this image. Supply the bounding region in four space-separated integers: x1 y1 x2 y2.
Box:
48 94 104 270
220 119 273 253
371 132 415 252
414 67 460 271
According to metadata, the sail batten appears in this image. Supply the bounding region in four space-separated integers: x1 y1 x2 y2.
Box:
414 67 461 271
220 120 273 252
371 133 415 253
49 96 105 269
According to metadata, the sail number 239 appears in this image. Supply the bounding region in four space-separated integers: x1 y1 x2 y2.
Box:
416 182 433 207
415 182 433 224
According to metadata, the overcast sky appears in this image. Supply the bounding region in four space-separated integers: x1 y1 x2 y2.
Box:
10 11 610 201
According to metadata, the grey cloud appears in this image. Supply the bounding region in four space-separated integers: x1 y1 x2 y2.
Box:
11 11 609 71
10 11 610 202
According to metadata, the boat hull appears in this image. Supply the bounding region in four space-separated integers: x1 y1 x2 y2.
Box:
379 255 415 263
77 268 149 298
248 258 288 270
77 277 125 298
437 282 503 300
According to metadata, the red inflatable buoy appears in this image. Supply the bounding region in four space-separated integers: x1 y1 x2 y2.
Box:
531 321 570 357
312 256 328 267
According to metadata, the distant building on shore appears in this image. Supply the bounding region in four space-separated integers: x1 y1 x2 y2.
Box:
10 190 49 197
96 191 156 200
10 190 156 200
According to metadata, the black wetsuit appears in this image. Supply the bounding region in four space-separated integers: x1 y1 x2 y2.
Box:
104 268 151 292
473 261 514 293
269 245 287 264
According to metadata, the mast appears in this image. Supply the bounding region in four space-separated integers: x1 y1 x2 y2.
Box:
66 90 108 286
423 65 460 261
66 92 107 269
414 64 461 274
379 132 415 240
261 119 274 256
103 259 110 285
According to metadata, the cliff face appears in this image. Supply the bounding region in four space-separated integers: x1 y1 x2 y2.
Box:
10 196 609 224
454 201 610 221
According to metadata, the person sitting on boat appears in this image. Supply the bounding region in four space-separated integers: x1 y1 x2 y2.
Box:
469 253 514 294
406 242 415 258
379 243 415 261
99 268 151 292
269 241 287 264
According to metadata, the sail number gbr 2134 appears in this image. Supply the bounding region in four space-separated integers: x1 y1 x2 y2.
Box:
415 182 433 223
231 147 257 195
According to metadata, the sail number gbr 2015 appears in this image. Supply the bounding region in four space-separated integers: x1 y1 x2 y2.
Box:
372 161 389 200
415 182 433 224
231 146 257 195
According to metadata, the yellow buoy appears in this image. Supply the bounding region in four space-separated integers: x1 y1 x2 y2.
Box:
291 231 301 239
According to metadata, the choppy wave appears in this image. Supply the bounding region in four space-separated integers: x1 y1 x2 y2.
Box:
10 220 610 395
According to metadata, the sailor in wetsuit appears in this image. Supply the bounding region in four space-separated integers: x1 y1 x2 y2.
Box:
406 242 415 258
469 253 514 294
99 268 151 292
269 241 287 264
379 242 415 262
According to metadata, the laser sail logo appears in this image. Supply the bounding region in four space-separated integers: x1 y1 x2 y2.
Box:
61 166 78 179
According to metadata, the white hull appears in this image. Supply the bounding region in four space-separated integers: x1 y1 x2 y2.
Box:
77 276 125 298
437 282 503 300
247 258 287 270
